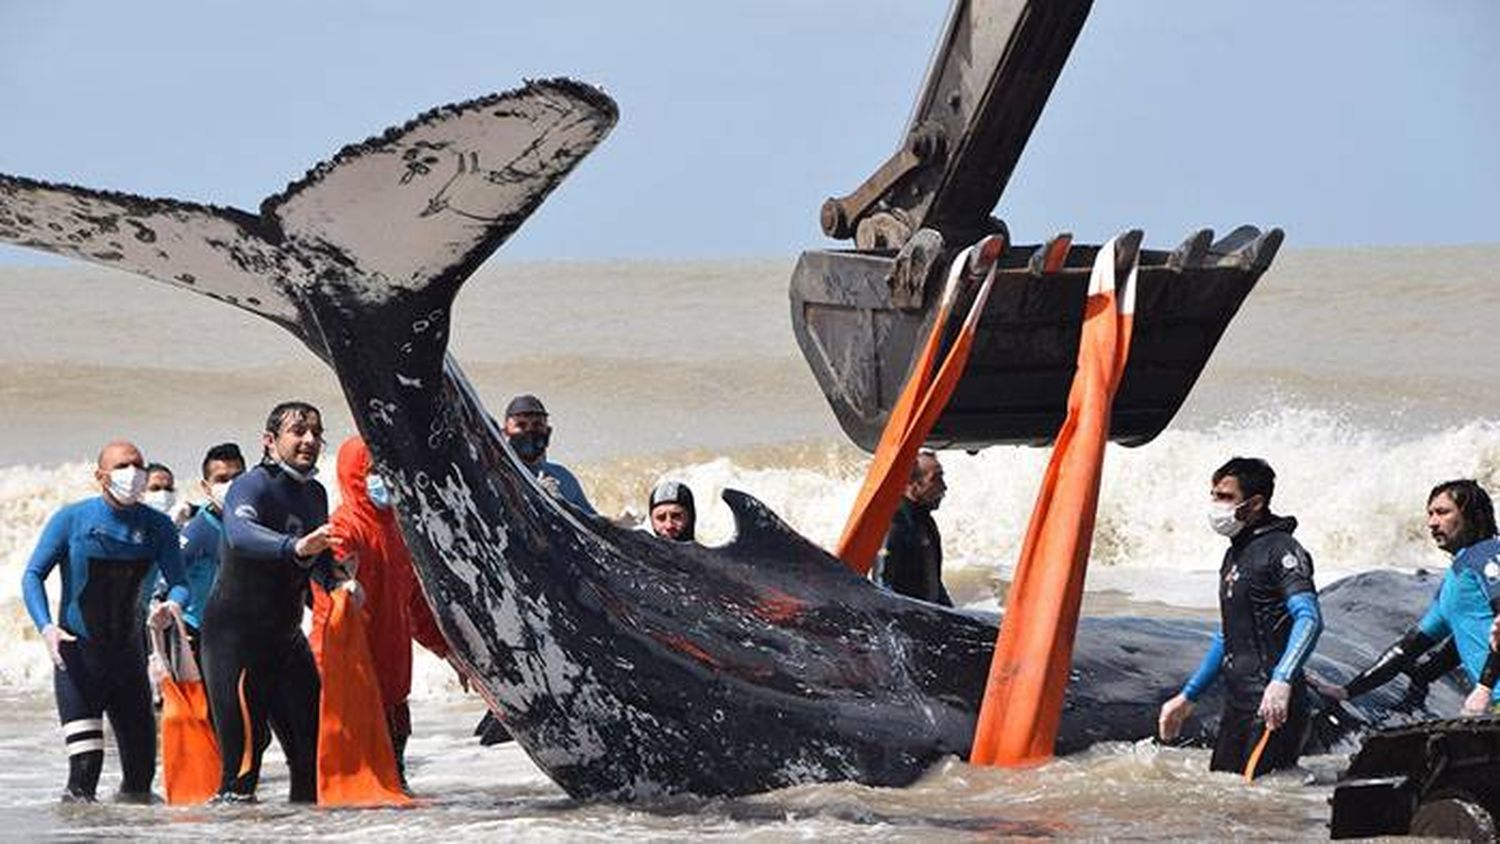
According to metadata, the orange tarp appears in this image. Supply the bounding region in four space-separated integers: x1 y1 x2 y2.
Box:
316 588 412 807
970 235 1138 766
153 619 220 805
836 235 1005 574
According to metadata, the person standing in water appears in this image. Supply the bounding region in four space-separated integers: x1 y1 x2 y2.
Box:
1158 457 1323 778
200 402 345 802
647 480 696 542
142 462 193 527
874 450 952 607
1312 480 1500 716
21 440 188 802
502 394 597 516
310 436 454 791
150 443 246 667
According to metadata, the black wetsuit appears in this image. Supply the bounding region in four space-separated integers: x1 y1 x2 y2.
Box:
200 464 333 802
876 499 953 607
1212 515 1318 775
21 497 188 800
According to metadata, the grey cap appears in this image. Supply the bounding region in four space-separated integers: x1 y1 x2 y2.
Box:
649 480 694 511
504 394 548 418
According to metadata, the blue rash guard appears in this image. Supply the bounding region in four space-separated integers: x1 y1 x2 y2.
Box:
1415 537 1500 700
165 507 225 631
535 459 597 516
22 496 188 639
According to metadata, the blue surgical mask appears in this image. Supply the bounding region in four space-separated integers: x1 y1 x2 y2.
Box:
366 474 391 509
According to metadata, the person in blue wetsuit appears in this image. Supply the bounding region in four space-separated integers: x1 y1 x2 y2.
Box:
1158 457 1323 778
1312 480 1500 716
502 393 597 516
199 402 345 802
149 442 246 667
21 439 188 802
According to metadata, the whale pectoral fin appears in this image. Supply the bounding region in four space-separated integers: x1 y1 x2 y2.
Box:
720 489 856 576
262 79 618 306
0 175 313 345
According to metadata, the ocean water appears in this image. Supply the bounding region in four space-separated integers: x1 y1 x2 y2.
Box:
0 246 1497 837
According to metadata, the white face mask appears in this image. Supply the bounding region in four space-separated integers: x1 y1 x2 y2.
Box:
1208 500 1245 538
107 466 147 506
142 489 176 514
278 461 317 483
209 481 233 510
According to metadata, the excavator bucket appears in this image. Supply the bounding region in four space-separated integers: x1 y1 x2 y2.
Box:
793 0 1283 449
790 227 1282 450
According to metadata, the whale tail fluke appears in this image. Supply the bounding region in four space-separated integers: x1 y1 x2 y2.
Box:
0 79 619 372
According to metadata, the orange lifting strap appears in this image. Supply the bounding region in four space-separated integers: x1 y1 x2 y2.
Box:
152 617 221 805
970 234 1138 766
316 588 412 807
836 234 1006 573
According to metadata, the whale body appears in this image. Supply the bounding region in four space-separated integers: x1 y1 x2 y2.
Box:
0 82 1457 800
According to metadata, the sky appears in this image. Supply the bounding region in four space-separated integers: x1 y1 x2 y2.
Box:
1 1 1496 263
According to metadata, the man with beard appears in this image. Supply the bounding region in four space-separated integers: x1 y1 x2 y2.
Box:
874 450 952 607
1314 479 1500 716
501 394 597 516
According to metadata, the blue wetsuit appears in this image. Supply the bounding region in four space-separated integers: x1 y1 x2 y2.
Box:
199 463 334 802
21 496 188 799
1415 538 1500 698
172 507 225 632
1340 537 1500 710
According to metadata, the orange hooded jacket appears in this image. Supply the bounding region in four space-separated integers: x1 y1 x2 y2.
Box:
310 436 449 709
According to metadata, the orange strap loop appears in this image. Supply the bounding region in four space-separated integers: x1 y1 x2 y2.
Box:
970 235 1138 766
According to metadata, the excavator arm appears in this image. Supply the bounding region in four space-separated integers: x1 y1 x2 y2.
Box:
791 0 1282 450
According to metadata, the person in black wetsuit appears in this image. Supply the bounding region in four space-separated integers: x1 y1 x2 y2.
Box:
647 480 696 542
1158 457 1324 778
874 450 952 607
200 402 346 802
21 440 188 801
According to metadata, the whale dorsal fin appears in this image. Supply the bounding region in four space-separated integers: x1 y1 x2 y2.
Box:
719 489 853 576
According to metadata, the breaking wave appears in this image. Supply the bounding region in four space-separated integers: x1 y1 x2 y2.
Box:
5 407 1498 693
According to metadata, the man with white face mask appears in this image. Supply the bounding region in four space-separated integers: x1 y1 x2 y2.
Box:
142 462 193 528
1157 457 1323 779
150 443 246 665
20 439 189 801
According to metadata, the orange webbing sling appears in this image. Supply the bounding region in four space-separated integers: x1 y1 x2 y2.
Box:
836 234 1006 574
152 617 221 805
316 587 411 806
970 234 1138 766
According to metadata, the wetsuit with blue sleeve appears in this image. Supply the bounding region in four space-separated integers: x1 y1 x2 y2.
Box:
1187 514 1321 776
1342 537 1500 706
199 463 334 802
173 507 225 633
21 496 188 800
